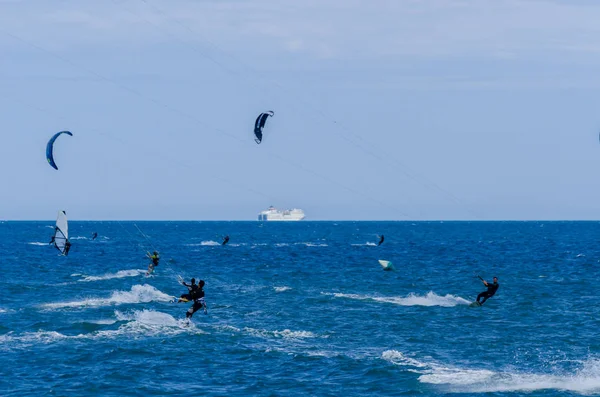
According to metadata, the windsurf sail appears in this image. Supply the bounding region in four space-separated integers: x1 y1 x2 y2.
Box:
53 211 69 255
254 111 274 144
46 131 73 170
378 260 395 271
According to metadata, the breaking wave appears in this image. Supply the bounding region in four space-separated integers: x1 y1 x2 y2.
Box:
382 350 600 394
41 285 174 309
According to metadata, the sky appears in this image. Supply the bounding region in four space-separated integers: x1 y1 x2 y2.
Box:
1 0 600 220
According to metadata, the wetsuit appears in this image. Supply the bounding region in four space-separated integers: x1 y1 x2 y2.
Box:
477 281 499 305
64 240 72 256
186 289 206 318
147 253 159 273
222 236 230 246
92 233 98 240
180 282 198 301
378 235 385 246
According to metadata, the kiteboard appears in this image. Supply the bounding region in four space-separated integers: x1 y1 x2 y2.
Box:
378 260 395 271
469 301 481 307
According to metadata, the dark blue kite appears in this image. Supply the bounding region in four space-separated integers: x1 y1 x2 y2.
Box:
46 131 73 170
254 111 274 144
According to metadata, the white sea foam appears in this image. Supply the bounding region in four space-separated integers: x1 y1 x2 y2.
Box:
41 284 174 309
0 310 204 348
274 286 292 292
78 269 145 282
323 291 470 307
211 324 320 340
28 242 49 246
351 242 377 246
296 242 328 247
244 327 318 339
382 350 600 394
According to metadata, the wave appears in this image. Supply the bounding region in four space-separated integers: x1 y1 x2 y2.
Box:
351 242 377 246
295 242 328 247
322 291 470 307
41 284 174 309
274 286 292 292
213 324 320 340
0 310 203 348
77 269 145 282
382 350 600 394
27 242 49 246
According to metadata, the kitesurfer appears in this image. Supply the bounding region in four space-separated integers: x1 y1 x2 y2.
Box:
179 278 198 302
182 279 207 318
476 276 499 305
378 235 385 246
146 251 160 274
222 235 230 245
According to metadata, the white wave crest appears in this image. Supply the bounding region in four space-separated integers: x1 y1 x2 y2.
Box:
244 327 318 339
41 284 174 309
295 242 328 247
78 269 145 282
351 242 377 246
274 286 292 292
323 291 470 307
28 242 49 246
382 350 600 394
0 310 204 348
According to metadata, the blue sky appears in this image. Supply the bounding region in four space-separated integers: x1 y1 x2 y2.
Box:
1 0 600 220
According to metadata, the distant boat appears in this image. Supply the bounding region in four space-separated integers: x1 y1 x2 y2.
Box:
258 206 305 221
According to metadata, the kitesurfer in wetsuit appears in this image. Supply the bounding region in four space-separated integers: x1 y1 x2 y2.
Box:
92 232 98 240
476 276 499 305
179 278 198 302
64 240 72 256
146 251 160 274
378 235 385 246
185 280 207 318
222 235 230 246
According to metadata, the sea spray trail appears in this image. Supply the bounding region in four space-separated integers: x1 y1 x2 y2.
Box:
3 221 600 396
41 285 174 309
382 350 600 394
76 269 146 282
322 291 471 307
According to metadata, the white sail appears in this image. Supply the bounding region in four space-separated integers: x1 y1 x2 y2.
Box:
378 260 395 271
53 211 69 254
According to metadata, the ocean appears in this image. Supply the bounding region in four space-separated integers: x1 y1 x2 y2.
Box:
1 221 599 396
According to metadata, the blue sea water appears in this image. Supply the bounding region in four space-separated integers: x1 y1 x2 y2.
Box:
1 221 600 396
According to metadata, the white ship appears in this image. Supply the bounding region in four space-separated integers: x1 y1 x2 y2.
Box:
258 206 305 221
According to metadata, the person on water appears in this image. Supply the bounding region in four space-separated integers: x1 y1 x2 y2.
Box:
92 232 98 240
184 279 207 319
64 240 72 256
146 251 160 274
476 276 499 305
179 278 198 302
378 235 385 246
222 235 230 246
